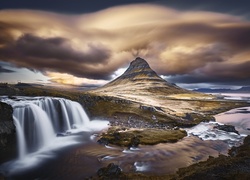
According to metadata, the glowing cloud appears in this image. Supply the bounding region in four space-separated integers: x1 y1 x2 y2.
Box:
0 4 250 86
46 72 108 86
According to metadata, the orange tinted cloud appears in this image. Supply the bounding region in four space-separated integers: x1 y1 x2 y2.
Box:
0 4 250 86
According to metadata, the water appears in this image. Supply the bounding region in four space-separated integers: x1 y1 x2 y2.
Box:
0 94 250 179
211 93 250 101
0 96 109 177
215 107 250 135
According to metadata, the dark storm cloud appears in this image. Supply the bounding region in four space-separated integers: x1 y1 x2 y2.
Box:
1 0 250 16
167 61 250 86
0 21 31 45
2 34 110 63
1 4 250 86
0 0 159 13
0 33 112 79
0 66 15 73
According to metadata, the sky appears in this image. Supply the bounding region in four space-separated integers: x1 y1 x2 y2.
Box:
1 0 250 89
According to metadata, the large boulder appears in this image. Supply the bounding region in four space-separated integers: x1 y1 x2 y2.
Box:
214 124 239 134
0 102 17 163
97 163 122 178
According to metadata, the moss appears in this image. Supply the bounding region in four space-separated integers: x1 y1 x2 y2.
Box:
172 136 250 179
98 126 187 147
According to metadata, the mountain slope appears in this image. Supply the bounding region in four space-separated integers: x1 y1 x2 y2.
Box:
93 57 189 95
86 57 247 128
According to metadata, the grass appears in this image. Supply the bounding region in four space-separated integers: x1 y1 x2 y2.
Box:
98 126 187 147
173 135 250 179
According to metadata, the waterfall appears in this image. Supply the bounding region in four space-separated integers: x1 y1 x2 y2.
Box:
2 96 91 159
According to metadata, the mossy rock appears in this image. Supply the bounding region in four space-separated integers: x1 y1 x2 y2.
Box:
174 136 250 179
98 126 187 147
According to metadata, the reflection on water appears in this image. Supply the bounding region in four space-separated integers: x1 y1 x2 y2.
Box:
30 135 229 179
94 136 229 175
1 93 250 179
215 107 250 135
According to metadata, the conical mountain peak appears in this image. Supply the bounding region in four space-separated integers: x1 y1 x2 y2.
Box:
130 57 150 68
120 57 159 80
94 57 188 95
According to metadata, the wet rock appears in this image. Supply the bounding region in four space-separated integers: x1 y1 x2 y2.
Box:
173 126 179 130
140 105 156 112
129 136 140 148
184 113 193 120
97 138 109 145
57 132 67 137
0 102 17 163
214 124 239 134
97 163 122 178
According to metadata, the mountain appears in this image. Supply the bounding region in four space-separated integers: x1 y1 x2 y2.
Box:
194 88 232 93
235 86 250 92
195 86 250 93
93 57 189 95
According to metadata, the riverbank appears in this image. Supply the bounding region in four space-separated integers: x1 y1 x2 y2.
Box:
0 86 250 179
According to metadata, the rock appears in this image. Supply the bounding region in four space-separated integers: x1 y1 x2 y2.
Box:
173 126 179 130
129 136 140 148
140 105 156 112
175 136 250 179
97 138 109 145
214 124 239 134
97 163 122 178
184 113 193 120
0 102 17 163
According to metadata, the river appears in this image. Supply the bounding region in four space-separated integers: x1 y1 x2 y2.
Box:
0 94 249 179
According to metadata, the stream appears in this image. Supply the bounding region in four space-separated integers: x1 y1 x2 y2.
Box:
0 94 249 179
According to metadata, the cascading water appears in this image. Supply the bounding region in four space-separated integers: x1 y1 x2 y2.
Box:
0 96 108 176
1 96 93 159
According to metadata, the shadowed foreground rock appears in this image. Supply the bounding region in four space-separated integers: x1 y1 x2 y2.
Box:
0 102 17 163
214 124 239 134
98 126 187 147
174 136 250 180
97 163 122 179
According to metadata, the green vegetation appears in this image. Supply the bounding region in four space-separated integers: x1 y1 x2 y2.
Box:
98 126 187 147
173 135 250 179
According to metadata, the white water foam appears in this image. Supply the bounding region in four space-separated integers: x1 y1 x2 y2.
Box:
185 121 246 147
0 96 109 175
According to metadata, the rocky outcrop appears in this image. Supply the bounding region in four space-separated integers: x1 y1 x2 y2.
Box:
0 102 17 163
96 163 124 179
97 126 187 147
174 136 250 179
214 124 239 134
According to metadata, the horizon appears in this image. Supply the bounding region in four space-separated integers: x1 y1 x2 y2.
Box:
1 0 250 89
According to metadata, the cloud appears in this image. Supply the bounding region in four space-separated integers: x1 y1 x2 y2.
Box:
0 33 112 79
46 72 108 86
0 5 250 86
167 61 250 85
0 65 15 73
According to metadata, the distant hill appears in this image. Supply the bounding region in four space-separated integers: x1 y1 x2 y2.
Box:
195 86 250 93
235 86 250 92
14 83 44 88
